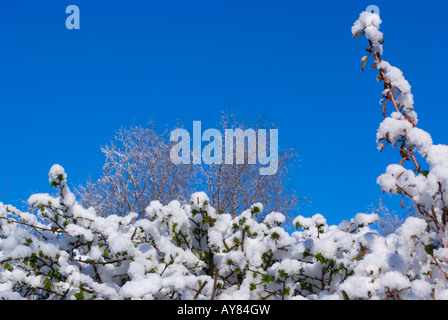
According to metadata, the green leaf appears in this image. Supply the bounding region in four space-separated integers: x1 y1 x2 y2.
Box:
278 269 288 278
261 274 273 284
251 206 260 214
341 290 350 300
425 244 434 256
2 263 13 272
421 170 429 178
442 207 448 225
74 290 85 300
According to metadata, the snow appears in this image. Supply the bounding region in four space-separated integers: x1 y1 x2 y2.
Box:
190 191 209 208
109 235 134 254
120 275 161 299
48 164 66 184
364 25 383 43
354 213 379 227
408 280 433 300
351 11 381 36
263 212 286 227
66 224 94 242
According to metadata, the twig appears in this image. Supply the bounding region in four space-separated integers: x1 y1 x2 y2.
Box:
370 46 421 174
193 280 208 300
211 269 219 300
0 175 12 199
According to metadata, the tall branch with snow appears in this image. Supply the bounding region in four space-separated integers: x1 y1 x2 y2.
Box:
353 10 448 281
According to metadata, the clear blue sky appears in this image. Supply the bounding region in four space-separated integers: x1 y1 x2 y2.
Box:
0 0 447 225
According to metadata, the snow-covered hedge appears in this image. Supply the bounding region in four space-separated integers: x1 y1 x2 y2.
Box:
1 11 448 300
0 164 446 300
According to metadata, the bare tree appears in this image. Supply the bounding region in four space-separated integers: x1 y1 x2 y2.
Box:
77 122 196 217
197 111 300 221
78 113 301 221
368 197 416 236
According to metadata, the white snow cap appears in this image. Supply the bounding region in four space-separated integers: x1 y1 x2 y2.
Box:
190 191 210 207
48 164 66 184
351 11 382 36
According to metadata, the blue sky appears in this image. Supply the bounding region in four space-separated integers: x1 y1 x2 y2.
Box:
0 0 447 226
